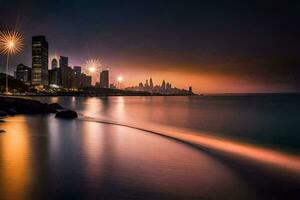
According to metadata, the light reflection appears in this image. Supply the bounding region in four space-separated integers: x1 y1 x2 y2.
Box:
0 116 32 199
83 117 300 176
83 122 103 169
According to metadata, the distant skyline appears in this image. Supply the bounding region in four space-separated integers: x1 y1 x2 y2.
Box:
0 0 299 93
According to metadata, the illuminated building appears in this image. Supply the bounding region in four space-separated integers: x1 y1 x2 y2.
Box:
31 36 49 85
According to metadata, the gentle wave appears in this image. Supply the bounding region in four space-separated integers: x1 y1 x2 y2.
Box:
79 115 300 175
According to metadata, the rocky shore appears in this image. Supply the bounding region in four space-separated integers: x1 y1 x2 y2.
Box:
0 96 77 118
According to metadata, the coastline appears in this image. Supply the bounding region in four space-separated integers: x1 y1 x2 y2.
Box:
6 93 198 97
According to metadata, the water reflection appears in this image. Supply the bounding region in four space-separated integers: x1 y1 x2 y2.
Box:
1 95 298 199
0 116 32 200
82 121 104 180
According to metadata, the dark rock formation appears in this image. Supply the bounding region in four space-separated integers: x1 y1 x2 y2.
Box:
0 110 7 117
0 96 63 115
55 110 78 119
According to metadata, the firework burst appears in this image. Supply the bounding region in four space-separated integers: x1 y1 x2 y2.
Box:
0 30 24 55
84 59 102 85
84 59 101 73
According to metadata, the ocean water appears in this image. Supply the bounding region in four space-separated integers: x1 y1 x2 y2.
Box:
0 94 299 200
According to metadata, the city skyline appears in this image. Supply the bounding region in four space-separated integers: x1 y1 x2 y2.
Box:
7 34 193 92
0 1 300 93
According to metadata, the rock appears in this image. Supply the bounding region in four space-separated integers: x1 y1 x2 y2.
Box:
55 110 78 119
6 108 18 115
48 103 64 110
0 96 60 115
0 110 7 117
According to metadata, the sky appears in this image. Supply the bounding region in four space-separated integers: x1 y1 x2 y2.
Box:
0 0 299 93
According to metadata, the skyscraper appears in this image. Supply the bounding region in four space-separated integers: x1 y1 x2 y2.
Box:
59 56 72 88
72 66 82 88
51 58 58 69
48 69 59 85
100 70 109 88
59 56 68 69
32 36 49 85
161 80 166 91
145 79 149 88
149 77 153 88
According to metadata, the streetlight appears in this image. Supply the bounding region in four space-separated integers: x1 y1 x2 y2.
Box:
117 75 123 89
0 30 24 94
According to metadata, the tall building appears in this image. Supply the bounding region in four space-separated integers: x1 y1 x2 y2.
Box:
99 70 109 88
59 56 73 88
72 66 82 88
32 36 49 85
145 79 149 88
149 77 153 88
49 58 60 85
14 64 31 84
161 80 166 91
51 58 58 69
59 56 68 69
189 86 193 94
49 68 60 85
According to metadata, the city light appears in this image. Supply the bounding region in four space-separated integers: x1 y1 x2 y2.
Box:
117 75 123 82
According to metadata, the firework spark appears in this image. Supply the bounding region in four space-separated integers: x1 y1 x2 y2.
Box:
84 59 101 73
0 30 24 55
84 59 102 85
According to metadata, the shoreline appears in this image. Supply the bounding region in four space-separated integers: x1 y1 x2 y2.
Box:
5 93 198 97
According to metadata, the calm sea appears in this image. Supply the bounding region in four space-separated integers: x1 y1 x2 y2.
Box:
0 94 299 200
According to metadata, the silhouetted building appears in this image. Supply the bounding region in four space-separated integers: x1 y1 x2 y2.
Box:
161 80 166 91
100 70 109 88
59 56 73 88
51 58 58 69
73 66 81 74
189 86 192 94
59 56 68 69
72 66 82 88
49 68 60 85
125 78 192 95
14 64 31 84
82 74 92 87
166 82 172 91
149 78 153 88
32 36 49 85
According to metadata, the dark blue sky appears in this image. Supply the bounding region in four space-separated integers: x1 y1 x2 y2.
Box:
0 0 299 92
